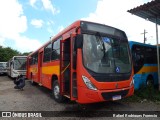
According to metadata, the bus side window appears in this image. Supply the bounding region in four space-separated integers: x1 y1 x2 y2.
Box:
134 53 144 66
44 43 52 62
144 47 157 64
51 38 60 60
132 45 144 73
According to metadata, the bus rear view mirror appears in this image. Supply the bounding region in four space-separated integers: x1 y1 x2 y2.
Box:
75 34 83 50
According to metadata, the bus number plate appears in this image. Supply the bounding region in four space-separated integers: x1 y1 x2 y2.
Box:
112 95 121 101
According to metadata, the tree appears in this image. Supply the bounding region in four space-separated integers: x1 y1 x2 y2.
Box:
0 47 21 61
22 52 32 56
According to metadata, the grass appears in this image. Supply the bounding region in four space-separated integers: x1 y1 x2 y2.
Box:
121 86 160 103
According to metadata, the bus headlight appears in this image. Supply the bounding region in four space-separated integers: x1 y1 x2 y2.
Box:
82 75 97 90
130 78 134 86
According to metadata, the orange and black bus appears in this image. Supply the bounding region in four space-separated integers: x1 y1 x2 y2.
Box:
27 20 134 104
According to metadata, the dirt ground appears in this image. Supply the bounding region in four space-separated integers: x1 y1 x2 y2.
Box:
0 75 160 120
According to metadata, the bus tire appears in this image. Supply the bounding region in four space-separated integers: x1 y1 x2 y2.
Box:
146 76 153 88
52 80 65 103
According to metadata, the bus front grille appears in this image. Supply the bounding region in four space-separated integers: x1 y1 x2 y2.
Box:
101 90 129 100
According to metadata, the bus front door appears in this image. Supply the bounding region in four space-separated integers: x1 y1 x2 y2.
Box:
60 35 77 100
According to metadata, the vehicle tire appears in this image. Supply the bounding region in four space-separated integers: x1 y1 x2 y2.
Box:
146 76 153 88
52 80 65 103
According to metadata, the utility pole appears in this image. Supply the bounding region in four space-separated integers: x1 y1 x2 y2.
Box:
155 17 160 91
141 29 148 43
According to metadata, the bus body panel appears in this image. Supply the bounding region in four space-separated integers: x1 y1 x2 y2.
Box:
29 64 38 82
129 41 158 90
133 72 158 90
27 20 134 104
77 85 134 104
28 61 60 89
41 61 60 89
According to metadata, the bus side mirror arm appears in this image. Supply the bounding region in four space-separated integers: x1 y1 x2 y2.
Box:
74 34 83 51
72 34 83 69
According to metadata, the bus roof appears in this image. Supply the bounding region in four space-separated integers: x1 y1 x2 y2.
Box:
129 41 156 48
28 20 127 57
12 56 27 58
28 20 81 57
8 56 27 61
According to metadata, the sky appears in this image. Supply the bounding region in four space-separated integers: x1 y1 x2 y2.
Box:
0 0 159 53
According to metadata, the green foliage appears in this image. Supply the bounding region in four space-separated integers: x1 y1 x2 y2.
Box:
121 86 160 103
134 86 160 102
22 52 32 56
0 46 30 62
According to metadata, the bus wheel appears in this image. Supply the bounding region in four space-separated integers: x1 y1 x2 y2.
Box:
52 80 65 103
146 76 153 88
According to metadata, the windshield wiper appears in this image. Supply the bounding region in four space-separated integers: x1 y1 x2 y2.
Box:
17 60 22 65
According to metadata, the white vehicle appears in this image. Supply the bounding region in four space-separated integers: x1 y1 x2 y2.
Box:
0 62 7 75
7 56 27 78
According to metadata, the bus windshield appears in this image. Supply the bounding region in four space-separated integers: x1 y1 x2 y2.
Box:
14 57 27 70
83 34 131 74
0 63 6 69
0 63 6 67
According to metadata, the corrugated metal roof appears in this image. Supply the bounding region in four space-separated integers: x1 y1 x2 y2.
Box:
127 0 160 25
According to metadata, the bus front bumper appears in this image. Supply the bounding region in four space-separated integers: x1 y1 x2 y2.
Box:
76 85 134 104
